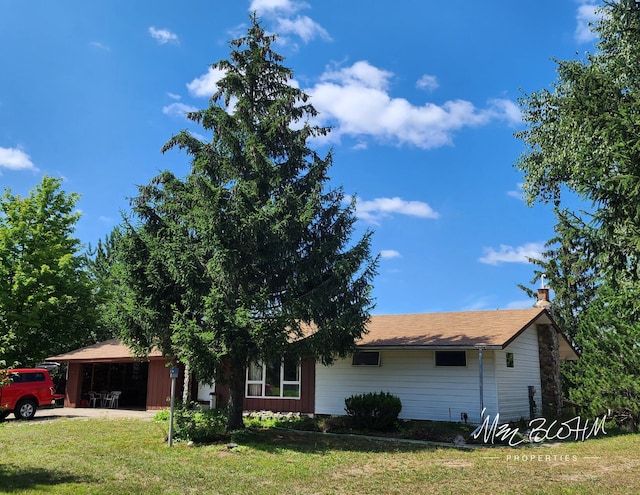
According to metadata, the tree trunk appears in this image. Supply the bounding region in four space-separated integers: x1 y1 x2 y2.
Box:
226 362 246 431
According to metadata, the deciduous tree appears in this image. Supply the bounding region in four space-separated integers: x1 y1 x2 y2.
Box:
0 176 99 366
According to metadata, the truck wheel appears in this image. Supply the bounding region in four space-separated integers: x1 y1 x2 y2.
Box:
15 399 37 420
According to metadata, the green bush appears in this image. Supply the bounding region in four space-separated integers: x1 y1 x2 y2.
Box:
344 391 402 431
154 402 228 443
243 411 307 428
153 409 171 422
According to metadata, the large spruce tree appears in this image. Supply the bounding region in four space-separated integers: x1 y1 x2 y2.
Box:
569 284 640 430
515 0 640 428
112 16 377 430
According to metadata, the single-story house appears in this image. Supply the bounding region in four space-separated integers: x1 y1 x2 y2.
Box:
204 288 578 422
314 296 577 423
51 289 578 422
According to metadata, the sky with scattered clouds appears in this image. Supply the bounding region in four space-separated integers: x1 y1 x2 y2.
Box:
0 0 601 314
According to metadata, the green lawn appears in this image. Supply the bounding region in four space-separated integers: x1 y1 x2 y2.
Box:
1 417 638 494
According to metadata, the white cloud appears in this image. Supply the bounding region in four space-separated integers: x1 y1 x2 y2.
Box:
187 67 226 98
90 41 110 51
416 74 438 91
321 61 393 91
460 296 494 311
308 61 521 149
507 183 524 200
575 3 599 43
249 0 329 45
505 299 537 309
167 92 181 100
380 250 401 259
352 196 439 224
0 146 37 171
487 98 522 125
162 102 198 118
249 0 300 14
463 296 537 311
351 141 368 151
478 242 545 265
148 26 179 45
275 16 331 43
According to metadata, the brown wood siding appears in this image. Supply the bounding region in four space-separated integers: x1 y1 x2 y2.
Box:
243 358 315 414
145 359 183 409
64 363 83 408
61 359 179 410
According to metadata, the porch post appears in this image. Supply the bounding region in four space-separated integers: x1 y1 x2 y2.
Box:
475 344 485 421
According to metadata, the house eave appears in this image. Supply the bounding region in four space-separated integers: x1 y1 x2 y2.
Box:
356 344 503 351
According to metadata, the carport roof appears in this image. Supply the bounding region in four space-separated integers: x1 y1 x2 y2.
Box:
47 339 166 363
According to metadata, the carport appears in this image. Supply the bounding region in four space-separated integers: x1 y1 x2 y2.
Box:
48 339 182 410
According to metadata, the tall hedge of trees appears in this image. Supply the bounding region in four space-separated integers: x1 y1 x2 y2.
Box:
516 0 640 430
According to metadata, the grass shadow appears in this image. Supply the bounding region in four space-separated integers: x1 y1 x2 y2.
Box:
229 427 466 455
0 463 89 492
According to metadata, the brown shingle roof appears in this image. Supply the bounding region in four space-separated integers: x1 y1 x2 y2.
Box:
48 308 579 362
47 339 165 362
360 308 551 348
360 308 578 360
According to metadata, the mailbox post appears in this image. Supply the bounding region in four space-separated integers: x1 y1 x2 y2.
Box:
168 366 179 447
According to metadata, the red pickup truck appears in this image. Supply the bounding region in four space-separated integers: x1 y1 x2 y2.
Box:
0 368 63 420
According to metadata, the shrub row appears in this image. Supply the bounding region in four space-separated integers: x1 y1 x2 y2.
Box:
344 391 402 431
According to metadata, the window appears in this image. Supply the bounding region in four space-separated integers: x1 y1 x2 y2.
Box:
506 352 514 368
246 356 300 399
352 351 381 366
435 351 466 367
9 371 46 383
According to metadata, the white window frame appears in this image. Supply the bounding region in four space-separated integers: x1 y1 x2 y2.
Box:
246 359 301 400
506 352 515 368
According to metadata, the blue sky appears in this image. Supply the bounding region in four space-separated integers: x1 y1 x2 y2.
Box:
0 0 600 315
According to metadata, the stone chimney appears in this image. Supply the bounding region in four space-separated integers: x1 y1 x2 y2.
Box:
534 286 563 417
535 288 551 309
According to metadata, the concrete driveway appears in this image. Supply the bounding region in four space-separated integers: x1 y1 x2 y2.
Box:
5 406 158 422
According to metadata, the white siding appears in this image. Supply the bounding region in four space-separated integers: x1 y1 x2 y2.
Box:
315 349 498 423
197 382 215 403
494 325 542 422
